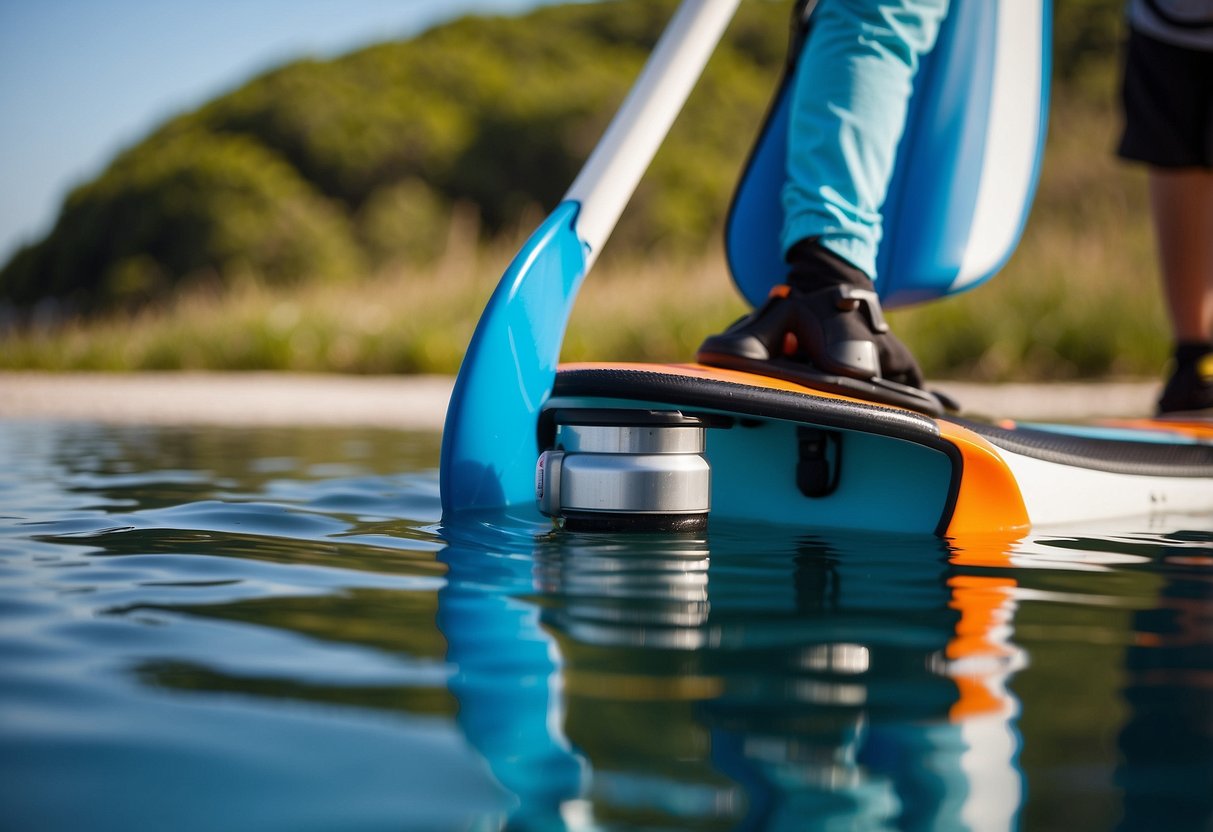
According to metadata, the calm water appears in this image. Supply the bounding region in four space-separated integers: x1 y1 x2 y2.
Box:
1 419 1210 831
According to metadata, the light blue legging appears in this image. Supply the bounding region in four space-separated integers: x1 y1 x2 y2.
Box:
781 0 951 283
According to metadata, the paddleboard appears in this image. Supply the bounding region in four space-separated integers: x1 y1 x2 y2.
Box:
535 362 1213 536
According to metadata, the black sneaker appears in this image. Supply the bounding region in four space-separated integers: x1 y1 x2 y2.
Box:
696 282 949 414
697 239 949 413
1157 346 1213 416
698 283 914 382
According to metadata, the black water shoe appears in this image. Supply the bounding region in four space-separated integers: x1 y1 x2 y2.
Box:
697 240 946 415
1157 342 1213 416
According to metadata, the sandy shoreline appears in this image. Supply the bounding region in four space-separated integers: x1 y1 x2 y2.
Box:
0 371 1160 428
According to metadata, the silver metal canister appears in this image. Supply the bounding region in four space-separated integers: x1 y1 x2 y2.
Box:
537 410 711 532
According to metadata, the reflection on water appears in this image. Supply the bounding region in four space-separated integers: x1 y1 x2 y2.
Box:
450 528 1025 830
0 420 1210 831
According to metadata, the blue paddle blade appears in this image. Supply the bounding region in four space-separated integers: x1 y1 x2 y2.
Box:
441 201 588 516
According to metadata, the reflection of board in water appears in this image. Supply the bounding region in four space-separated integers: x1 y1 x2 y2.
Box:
442 525 1028 830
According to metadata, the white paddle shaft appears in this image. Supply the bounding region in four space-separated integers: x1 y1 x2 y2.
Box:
564 0 740 269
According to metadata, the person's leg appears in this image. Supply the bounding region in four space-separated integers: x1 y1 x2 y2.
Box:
1151 169 1213 342
699 0 950 406
781 0 950 281
1116 26 1213 413
1151 168 1213 413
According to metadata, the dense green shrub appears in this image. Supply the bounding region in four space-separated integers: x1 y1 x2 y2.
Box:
3 132 363 310
0 0 793 310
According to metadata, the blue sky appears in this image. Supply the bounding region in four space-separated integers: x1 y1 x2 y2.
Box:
0 0 572 264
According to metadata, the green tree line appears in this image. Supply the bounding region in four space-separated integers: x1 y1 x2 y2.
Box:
1 0 1126 314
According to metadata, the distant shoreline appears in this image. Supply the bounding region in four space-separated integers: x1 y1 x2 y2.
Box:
0 372 456 430
0 371 1162 428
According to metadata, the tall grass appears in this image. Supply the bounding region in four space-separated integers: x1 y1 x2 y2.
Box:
0 85 1172 381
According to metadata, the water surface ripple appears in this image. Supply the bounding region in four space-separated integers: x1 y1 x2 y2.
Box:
0 420 1210 831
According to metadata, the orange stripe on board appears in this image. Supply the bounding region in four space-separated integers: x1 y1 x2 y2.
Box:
937 421 1030 536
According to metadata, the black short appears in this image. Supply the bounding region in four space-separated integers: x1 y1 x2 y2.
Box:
1117 27 1213 168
